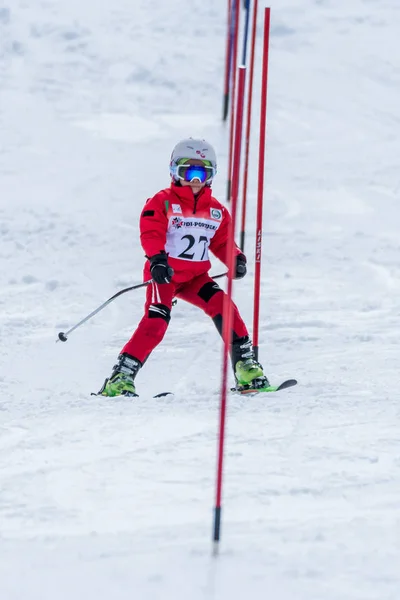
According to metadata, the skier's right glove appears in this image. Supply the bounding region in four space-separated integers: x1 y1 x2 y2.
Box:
149 252 174 284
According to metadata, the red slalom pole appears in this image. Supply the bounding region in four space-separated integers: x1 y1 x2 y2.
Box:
240 0 258 252
252 7 271 361
213 66 247 552
222 0 233 121
226 0 240 201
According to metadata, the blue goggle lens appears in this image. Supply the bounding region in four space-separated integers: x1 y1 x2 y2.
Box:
176 164 214 183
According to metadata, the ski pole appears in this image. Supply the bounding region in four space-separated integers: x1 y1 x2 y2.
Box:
57 280 152 342
57 272 228 343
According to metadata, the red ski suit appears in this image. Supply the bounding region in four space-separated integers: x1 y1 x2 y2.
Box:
121 183 248 363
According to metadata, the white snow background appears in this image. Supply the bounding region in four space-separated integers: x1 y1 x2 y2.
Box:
1 0 400 598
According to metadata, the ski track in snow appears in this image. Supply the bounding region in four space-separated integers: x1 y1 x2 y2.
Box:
1 0 400 599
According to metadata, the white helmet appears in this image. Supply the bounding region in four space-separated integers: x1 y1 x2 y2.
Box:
169 137 217 184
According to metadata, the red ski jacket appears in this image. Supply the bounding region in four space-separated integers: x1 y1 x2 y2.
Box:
140 183 241 283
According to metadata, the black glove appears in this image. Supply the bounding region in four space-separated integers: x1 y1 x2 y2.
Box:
235 253 247 279
149 252 174 284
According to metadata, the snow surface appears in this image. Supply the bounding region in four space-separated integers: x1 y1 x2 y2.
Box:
1 0 400 598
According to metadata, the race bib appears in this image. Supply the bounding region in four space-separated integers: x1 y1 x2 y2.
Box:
165 216 220 261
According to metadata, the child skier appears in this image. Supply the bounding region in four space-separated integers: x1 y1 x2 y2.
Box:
98 138 270 397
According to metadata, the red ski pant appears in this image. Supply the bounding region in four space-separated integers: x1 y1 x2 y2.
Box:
121 271 248 364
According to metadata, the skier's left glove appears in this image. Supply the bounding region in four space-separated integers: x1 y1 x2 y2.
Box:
149 252 174 284
235 253 247 279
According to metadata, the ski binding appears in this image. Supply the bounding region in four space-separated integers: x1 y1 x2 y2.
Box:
231 378 297 395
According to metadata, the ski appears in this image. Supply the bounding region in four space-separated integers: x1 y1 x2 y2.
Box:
91 391 173 399
231 378 297 395
92 381 297 399
90 390 138 398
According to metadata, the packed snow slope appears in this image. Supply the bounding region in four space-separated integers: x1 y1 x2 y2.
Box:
1 1 400 599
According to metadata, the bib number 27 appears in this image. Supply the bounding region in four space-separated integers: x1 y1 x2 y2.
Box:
178 235 209 260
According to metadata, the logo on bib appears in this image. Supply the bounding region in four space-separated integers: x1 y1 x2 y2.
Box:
172 204 182 214
210 208 222 221
171 217 184 229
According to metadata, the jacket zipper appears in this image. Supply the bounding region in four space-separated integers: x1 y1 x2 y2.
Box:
193 189 203 214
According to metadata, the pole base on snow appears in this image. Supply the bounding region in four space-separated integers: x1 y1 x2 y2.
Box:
226 179 232 202
240 230 245 252
213 505 222 551
223 93 230 121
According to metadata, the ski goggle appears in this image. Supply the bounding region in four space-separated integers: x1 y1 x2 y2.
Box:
174 163 216 183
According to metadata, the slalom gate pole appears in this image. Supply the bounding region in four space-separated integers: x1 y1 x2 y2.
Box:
213 66 247 553
57 273 227 343
222 0 233 121
226 0 240 201
241 0 251 65
240 0 258 252
252 7 271 361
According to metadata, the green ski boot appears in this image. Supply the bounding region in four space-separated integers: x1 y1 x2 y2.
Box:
232 337 270 391
99 353 141 397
